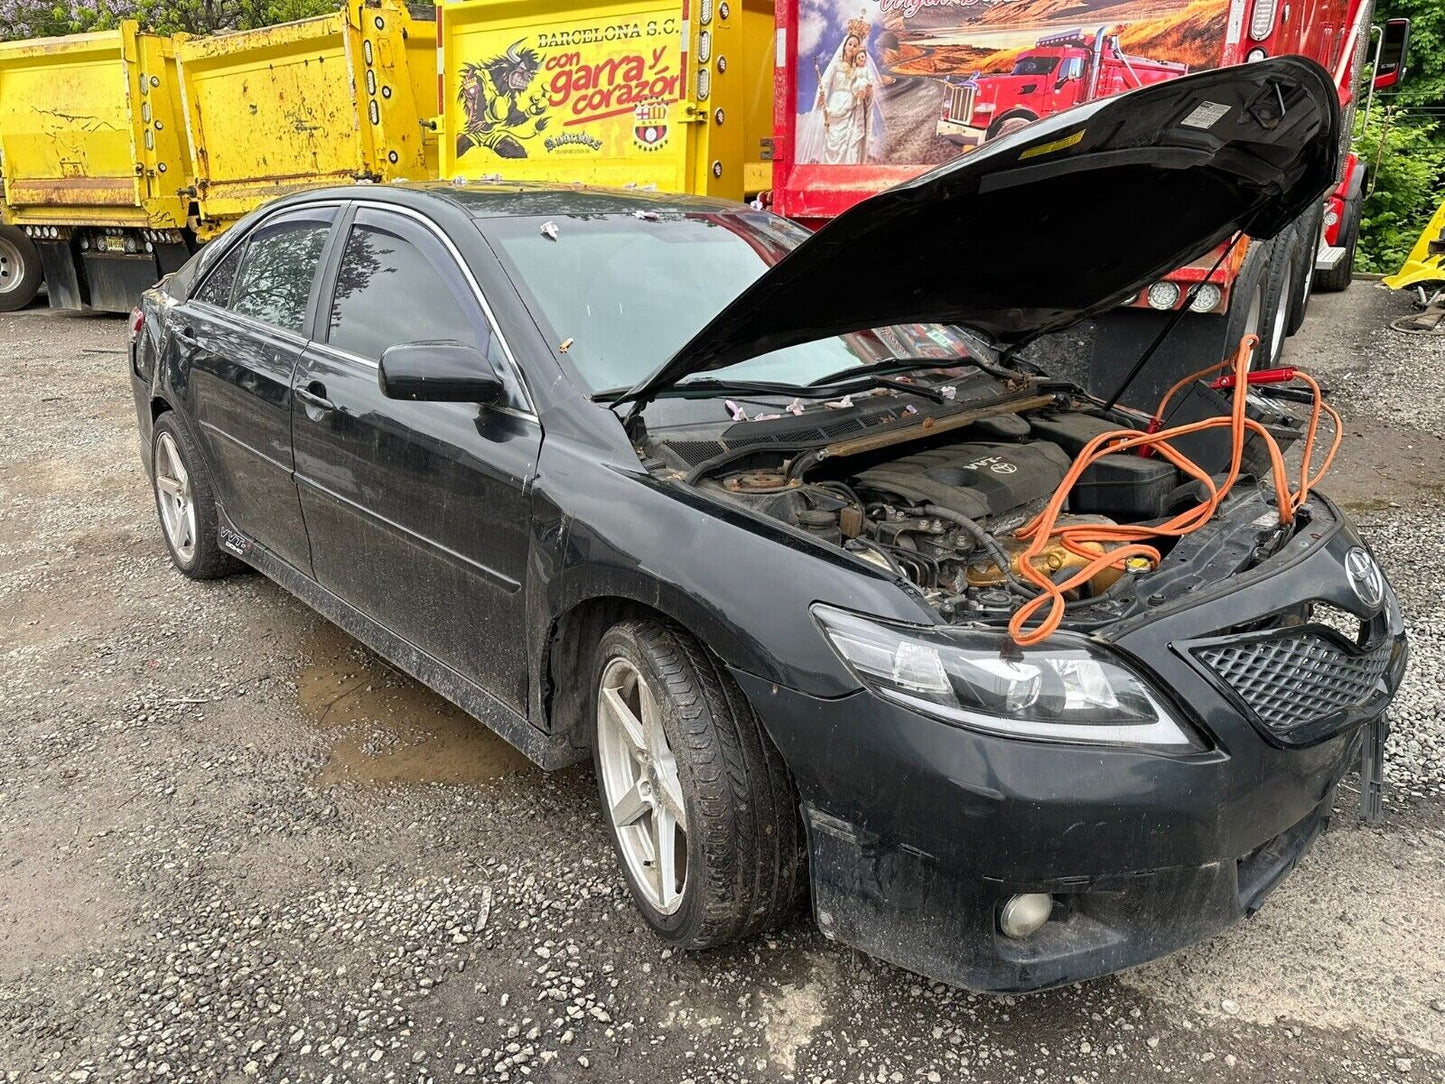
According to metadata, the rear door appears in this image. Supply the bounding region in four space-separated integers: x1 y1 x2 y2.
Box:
290 203 540 714
178 204 338 572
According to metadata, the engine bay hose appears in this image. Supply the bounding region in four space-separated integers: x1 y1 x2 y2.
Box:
1006 334 1343 647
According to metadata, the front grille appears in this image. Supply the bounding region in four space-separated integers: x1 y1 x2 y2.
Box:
947 84 975 121
1192 626 1394 744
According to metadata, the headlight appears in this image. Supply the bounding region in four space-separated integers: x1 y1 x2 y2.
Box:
812 605 1197 747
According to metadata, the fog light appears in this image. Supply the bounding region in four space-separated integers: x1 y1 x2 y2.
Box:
1189 282 1223 312
999 893 1053 939
1146 281 1181 310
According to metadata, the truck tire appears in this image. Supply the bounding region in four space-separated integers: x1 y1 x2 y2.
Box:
1221 237 1271 368
1314 207 1358 293
592 618 803 949
0 224 43 312
987 111 1038 140
1258 228 1298 368
1285 210 1320 336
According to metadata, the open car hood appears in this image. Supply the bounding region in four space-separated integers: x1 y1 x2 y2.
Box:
624 57 1339 408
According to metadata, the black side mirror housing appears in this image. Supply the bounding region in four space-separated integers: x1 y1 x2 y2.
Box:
1374 18 1410 90
378 341 503 403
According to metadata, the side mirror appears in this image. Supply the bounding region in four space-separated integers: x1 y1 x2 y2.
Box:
1373 18 1410 90
378 341 503 403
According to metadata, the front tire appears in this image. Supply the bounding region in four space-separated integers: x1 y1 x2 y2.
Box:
592 619 803 948
0 224 43 312
151 413 241 580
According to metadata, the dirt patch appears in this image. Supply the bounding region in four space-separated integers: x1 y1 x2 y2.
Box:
298 623 532 788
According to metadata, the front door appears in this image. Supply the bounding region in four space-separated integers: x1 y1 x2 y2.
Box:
178 204 337 572
290 205 540 715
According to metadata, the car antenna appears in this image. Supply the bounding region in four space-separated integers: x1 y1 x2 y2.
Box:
1102 232 1246 410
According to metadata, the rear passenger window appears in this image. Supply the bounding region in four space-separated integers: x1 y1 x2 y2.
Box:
194 242 244 308
327 220 479 361
230 211 334 333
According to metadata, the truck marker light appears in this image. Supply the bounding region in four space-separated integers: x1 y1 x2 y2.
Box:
699 0 712 24
1249 0 1278 40
1146 281 1182 310
1246 47 1268 61
697 30 711 63
1189 283 1223 312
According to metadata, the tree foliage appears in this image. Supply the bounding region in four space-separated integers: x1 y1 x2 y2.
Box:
0 0 337 40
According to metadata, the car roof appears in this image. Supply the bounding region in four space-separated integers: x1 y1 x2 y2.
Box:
268 179 752 220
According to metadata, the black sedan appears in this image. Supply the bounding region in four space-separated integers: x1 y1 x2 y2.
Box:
130 59 1405 992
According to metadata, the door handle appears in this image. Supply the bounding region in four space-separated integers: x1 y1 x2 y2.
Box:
173 325 198 351
295 381 335 412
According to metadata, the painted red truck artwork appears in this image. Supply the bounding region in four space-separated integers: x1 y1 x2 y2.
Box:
936 28 1189 147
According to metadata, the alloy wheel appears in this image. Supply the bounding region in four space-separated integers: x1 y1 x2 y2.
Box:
154 431 197 563
596 656 689 914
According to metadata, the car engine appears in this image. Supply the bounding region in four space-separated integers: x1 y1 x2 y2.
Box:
643 383 1302 624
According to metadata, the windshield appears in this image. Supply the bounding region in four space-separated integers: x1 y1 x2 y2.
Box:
1011 56 1060 75
484 211 981 393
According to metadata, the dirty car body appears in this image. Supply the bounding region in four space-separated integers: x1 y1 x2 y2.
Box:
130 58 1406 992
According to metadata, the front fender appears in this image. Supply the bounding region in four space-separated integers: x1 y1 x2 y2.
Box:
526 437 936 709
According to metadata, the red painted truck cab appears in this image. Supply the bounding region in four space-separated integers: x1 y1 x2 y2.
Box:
937 30 1188 148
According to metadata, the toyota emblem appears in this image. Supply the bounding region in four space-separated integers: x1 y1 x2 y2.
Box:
1344 547 1385 610
990 461 1018 474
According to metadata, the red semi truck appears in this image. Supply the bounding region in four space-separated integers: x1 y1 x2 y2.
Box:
937 28 1188 148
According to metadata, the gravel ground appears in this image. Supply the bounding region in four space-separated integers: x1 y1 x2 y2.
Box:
2 284 1443 1084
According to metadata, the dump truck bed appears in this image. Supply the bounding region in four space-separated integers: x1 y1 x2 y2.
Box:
176 0 435 238
0 23 189 228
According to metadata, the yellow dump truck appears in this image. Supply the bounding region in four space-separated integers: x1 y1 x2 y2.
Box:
0 0 438 313
436 0 774 201
0 23 191 311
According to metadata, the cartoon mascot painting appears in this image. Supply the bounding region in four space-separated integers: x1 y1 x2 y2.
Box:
457 41 549 159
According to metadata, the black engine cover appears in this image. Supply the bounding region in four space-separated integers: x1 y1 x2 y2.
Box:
853 441 1070 522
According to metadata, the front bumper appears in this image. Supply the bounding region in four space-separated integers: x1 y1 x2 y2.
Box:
935 118 986 147
737 502 1406 992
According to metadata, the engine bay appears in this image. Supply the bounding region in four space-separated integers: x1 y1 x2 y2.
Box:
640 373 1309 630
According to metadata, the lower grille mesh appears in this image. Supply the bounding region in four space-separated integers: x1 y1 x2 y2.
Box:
1194 629 1392 738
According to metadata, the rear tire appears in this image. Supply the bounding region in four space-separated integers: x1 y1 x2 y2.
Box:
150 412 242 580
1221 238 1270 367
0 224 42 312
1258 227 1298 368
592 618 803 949
1285 210 1320 336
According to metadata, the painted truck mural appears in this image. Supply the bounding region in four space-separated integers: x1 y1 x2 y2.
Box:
790 0 1229 169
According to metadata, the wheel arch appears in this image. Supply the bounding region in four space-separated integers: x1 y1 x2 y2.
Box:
534 572 780 750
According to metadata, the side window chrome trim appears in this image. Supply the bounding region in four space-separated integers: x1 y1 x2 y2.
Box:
190 199 347 310
188 298 311 349
348 200 537 416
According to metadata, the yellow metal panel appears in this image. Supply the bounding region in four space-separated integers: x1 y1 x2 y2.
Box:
0 23 188 226
440 0 705 192
177 0 431 237
404 14 442 179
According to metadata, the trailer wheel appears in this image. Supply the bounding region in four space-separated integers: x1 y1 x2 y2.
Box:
0 224 42 312
1285 210 1320 336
